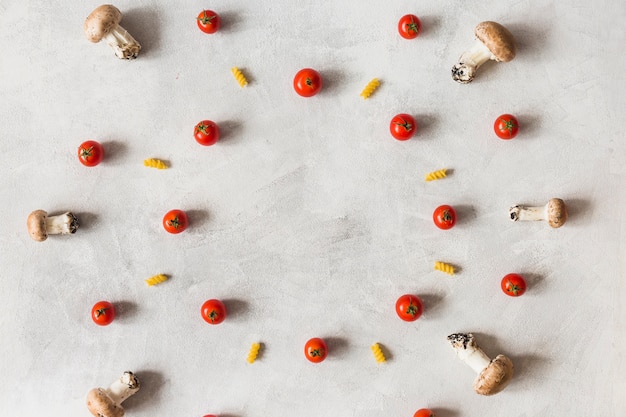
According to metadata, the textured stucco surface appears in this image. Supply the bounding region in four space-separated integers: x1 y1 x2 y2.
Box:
0 0 624 415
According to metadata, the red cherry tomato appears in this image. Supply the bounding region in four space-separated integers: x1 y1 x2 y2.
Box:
201 299 227 325
197 10 220 34
414 409 436 417
395 294 423 321
163 209 188 234
304 337 328 363
398 14 421 39
91 301 115 326
494 114 519 139
78 140 104 167
293 68 322 97
390 114 417 140
501 273 527 297
433 205 456 230
194 120 220 146
202 415 218 417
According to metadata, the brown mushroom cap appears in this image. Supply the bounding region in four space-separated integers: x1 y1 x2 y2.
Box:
547 198 568 228
27 210 48 242
473 354 514 395
474 21 517 62
86 388 125 417
84 5 123 43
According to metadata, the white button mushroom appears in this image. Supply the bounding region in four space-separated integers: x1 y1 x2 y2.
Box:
509 198 568 228
447 333 514 396
451 21 517 83
27 210 79 242
84 5 141 59
86 371 140 417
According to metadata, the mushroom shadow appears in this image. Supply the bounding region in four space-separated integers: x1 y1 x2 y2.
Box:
74 212 99 232
505 22 553 61
222 298 249 321
123 370 166 411
325 336 349 359
506 352 551 389
113 300 139 322
452 204 476 227
122 7 163 58
563 198 592 226
419 292 445 320
186 209 211 228
431 408 461 417
101 140 128 164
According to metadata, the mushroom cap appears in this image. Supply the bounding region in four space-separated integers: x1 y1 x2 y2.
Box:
86 388 125 417
84 5 123 43
474 21 517 62
473 354 514 395
546 198 568 228
27 210 48 242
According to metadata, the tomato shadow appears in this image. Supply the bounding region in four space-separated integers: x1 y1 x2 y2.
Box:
222 298 249 321
186 209 210 228
100 140 128 165
319 69 347 95
113 300 139 322
415 113 438 140
123 370 166 411
418 292 445 320
217 11 244 33
452 204 476 227
515 113 542 138
431 408 461 417
218 120 244 145
519 272 545 294
416 15 441 39
324 336 349 359
122 7 162 58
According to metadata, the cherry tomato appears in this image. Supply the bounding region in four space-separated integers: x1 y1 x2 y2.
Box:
389 114 417 140
501 273 527 297
304 337 328 363
194 120 220 146
163 209 188 234
293 68 322 97
398 14 421 39
197 10 220 34
78 140 104 167
433 205 456 230
414 409 436 417
91 301 115 326
201 299 226 325
494 114 519 139
395 294 423 322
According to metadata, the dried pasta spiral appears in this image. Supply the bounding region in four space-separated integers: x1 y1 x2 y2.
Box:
371 343 386 363
425 168 447 182
143 158 168 169
247 342 261 363
360 78 380 99
145 274 169 286
434 261 455 275
231 67 248 87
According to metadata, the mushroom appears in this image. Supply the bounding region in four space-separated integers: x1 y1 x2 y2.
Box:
84 5 141 59
27 210 79 242
447 333 513 396
509 198 568 228
451 21 516 83
86 371 140 417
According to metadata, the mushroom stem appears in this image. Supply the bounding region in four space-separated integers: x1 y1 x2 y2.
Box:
451 40 494 83
509 205 545 222
105 371 140 405
46 212 79 235
447 333 491 373
103 25 141 59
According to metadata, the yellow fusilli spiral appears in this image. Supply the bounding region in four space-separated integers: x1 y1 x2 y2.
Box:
143 158 168 169
425 168 447 182
145 274 169 286
371 343 386 364
247 342 261 364
434 261 455 275
231 67 248 87
360 78 380 99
